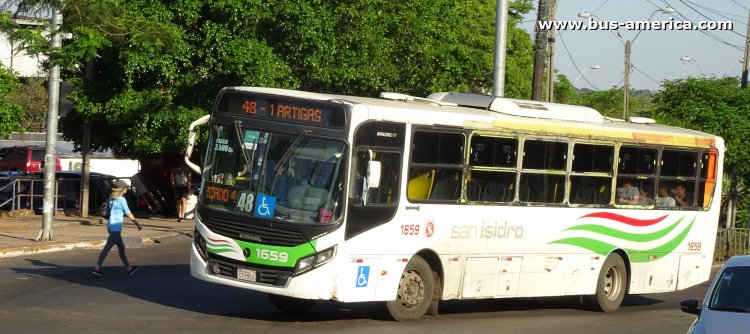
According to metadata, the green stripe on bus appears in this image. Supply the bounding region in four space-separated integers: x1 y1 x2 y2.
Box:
564 216 684 242
550 218 695 263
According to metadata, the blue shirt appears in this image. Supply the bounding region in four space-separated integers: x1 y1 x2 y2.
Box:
107 196 131 232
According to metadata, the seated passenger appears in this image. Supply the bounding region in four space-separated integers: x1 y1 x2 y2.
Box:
672 184 693 208
616 180 640 205
657 185 676 207
637 187 653 206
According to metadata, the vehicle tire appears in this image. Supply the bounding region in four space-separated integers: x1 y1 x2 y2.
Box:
588 253 627 312
385 255 436 321
268 294 317 315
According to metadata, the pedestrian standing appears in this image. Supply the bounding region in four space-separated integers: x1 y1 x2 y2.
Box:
92 180 142 277
171 165 192 222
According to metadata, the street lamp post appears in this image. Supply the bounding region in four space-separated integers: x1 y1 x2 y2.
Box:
722 59 743 78
573 64 601 85
578 7 674 119
680 55 706 77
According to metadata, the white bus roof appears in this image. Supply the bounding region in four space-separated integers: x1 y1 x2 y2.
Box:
224 87 721 149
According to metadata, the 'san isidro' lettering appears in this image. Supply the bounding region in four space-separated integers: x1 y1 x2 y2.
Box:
451 221 524 239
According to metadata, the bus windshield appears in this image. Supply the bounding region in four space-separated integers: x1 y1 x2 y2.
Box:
200 124 346 224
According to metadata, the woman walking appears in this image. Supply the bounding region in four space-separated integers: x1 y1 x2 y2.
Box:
93 180 142 277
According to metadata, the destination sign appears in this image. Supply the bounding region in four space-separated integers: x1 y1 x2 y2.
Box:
216 90 346 128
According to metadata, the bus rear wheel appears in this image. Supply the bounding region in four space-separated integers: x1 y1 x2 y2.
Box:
385 255 435 321
587 253 627 312
268 294 317 315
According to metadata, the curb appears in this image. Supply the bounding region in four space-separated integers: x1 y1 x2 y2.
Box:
0 219 107 231
0 233 186 259
0 240 106 259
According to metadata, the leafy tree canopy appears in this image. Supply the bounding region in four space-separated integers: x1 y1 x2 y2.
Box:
3 0 535 159
0 64 23 138
653 77 750 177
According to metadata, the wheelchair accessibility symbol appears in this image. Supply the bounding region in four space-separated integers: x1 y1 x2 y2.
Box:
356 266 370 288
254 194 276 218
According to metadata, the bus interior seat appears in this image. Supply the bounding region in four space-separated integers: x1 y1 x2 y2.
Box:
598 185 611 204
430 175 460 200
574 186 598 204
465 179 482 201
407 170 434 200
482 182 506 202
288 184 329 211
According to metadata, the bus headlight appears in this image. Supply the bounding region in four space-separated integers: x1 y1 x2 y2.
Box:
194 228 208 260
293 246 337 276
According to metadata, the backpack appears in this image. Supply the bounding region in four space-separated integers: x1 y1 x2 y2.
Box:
98 200 111 219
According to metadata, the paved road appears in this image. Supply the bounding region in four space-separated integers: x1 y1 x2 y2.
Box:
0 235 706 334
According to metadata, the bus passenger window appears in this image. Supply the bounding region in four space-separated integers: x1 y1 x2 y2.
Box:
353 150 401 206
408 130 464 202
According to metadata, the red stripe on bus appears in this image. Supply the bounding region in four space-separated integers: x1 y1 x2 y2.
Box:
580 212 668 227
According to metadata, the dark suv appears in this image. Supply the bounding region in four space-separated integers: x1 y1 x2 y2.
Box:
29 171 118 214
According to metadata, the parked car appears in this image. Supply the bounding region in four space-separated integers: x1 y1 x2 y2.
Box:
29 171 119 214
0 146 61 173
680 255 750 334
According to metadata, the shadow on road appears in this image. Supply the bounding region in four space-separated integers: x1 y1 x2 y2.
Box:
8 257 391 322
8 255 673 324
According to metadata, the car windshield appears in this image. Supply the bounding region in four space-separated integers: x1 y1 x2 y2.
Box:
200 124 347 224
708 266 750 312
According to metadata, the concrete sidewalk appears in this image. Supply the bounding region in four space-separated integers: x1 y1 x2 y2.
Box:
0 212 194 258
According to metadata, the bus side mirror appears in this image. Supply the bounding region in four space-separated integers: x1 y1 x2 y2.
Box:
367 160 381 189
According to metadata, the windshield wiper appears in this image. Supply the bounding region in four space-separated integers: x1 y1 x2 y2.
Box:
270 130 311 193
233 121 251 166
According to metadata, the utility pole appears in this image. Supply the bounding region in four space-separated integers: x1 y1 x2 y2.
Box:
492 0 509 97
545 0 557 102
742 8 750 88
723 7 750 258
531 0 549 101
623 40 632 119
79 61 93 218
37 6 63 241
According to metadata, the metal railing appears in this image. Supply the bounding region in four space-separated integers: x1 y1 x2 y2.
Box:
0 175 115 214
715 228 750 262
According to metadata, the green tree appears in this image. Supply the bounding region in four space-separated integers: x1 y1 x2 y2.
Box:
572 88 623 118
0 64 23 138
552 73 575 104
10 77 47 132
4 0 535 159
653 77 750 177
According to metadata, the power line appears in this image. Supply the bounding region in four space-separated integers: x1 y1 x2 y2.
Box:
732 0 748 11
679 0 746 37
630 63 662 86
684 0 747 23
557 31 603 91
649 0 744 51
591 0 611 15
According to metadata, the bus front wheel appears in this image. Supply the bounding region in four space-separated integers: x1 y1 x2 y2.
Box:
588 253 627 312
385 255 435 321
268 294 317 315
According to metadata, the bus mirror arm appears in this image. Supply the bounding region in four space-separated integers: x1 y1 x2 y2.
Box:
185 114 211 175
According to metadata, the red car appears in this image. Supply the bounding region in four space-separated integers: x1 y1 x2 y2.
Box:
0 146 61 173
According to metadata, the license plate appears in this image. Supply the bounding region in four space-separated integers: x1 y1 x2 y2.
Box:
237 268 257 282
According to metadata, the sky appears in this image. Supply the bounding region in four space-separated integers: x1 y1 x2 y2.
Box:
520 0 748 91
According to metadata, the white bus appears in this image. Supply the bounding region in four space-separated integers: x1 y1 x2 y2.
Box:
185 88 723 320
